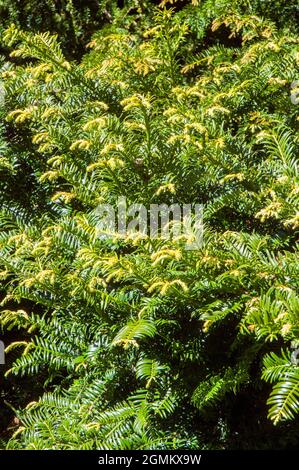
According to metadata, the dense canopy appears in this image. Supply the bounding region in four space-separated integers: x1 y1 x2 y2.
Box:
0 0 299 450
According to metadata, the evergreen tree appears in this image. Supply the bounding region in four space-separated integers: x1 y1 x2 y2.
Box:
0 0 299 449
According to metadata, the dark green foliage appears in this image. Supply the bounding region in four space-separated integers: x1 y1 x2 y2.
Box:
0 0 299 450
0 0 117 58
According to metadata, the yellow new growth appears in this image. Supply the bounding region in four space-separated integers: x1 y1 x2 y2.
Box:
7 106 37 123
83 117 107 131
121 94 151 111
148 279 188 295
255 202 283 221
70 140 91 151
100 143 124 155
155 183 176 196
51 192 75 203
32 132 49 145
151 249 182 266
39 171 59 182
